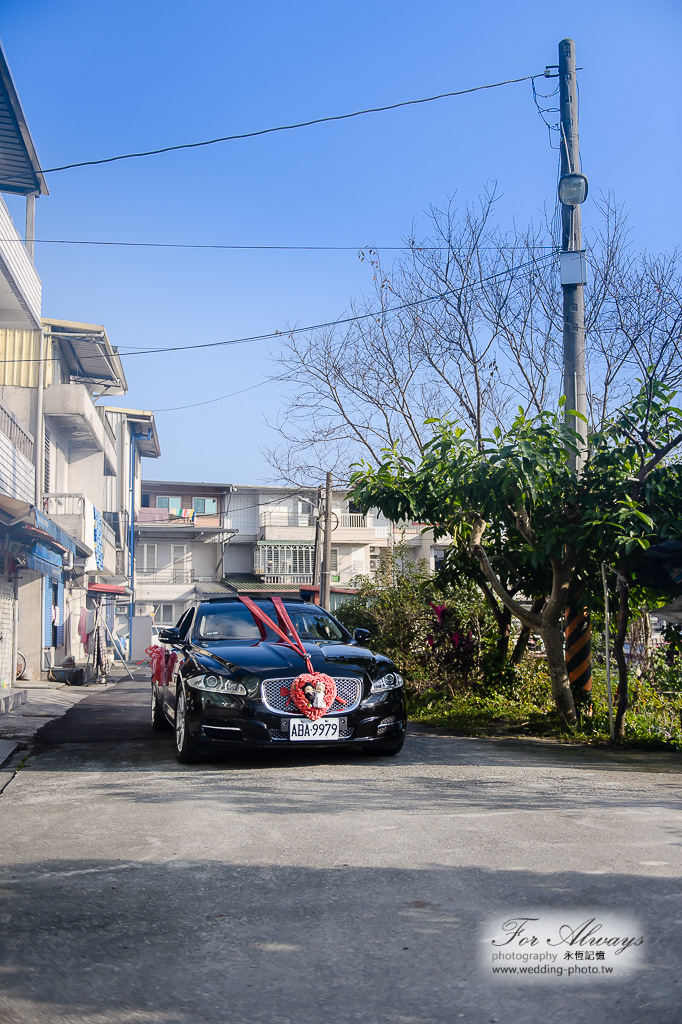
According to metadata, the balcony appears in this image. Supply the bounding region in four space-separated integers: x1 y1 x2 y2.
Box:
137 507 224 528
43 384 117 475
0 196 41 329
43 492 116 573
103 509 129 548
258 510 378 544
135 569 210 584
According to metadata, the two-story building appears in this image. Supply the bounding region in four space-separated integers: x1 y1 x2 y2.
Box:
137 479 451 619
0 39 163 679
0 317 161 675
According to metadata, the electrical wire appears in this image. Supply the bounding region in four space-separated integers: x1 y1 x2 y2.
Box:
153 376 274 413
0 238 557 252
37 75 539 176
0 248 559 366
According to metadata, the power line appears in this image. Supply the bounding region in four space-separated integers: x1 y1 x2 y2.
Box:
153 377 274 413
0 238 557 252
37 75 539 175
0 249 560 366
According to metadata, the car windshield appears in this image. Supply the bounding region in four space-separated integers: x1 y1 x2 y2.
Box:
194 601 347 643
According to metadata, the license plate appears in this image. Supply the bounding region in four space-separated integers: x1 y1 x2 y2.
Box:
289 718 339 741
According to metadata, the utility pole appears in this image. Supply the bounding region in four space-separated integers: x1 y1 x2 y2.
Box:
558 37 588 470
312 485 322 601
558 38 592 712
320 472 333 610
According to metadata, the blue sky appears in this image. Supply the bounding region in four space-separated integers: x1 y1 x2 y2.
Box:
2 0 680 484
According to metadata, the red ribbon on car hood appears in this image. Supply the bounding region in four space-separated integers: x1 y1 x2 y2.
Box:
238 594 313 672
238 595 339 720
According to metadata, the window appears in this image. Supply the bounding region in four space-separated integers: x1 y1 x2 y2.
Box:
141 494 150 508
352 551 365 575
153 604 174 624
172 544 190 581
157 496 182 513
254 544 314 577
330 548 339 573
195 601 346 643
140 544 156 573
193 497 218 515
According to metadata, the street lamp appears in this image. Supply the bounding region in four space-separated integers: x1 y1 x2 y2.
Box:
558 172 589 206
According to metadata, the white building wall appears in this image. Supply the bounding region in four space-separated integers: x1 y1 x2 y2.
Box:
0 432 34 502
192 542 218 581
0 197 42 329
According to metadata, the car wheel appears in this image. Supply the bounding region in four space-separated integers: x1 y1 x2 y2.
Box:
174 685 198 763
362 735 405 757
151 685 171 731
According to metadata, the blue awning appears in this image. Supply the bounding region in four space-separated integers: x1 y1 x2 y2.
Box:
24 542 63 581
33 509 76 554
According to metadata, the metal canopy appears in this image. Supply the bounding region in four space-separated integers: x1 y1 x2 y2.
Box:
43 318 127 395
0 40 47 196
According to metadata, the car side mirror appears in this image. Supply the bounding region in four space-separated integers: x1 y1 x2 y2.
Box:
353 628 371 644
158 627 182 645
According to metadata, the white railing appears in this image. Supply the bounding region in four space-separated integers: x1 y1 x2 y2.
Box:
136 569 195 584
43 493 85 516
260 512 314 527
259 511 369 529
260 574 313 585
0 197 41 328
339 514 367 528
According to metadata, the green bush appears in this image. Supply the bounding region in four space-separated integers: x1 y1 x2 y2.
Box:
336 543 496 692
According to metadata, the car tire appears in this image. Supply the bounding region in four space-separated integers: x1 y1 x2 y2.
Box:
174 685 198 763
151 685 171 731
362 735 405 757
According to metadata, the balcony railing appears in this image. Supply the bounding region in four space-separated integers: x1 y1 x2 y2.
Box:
340 513 367 528
260 512 315 528
137 507 223 527
136 569 199 584
44 493 85 516
260 574 313 585
259 511 369 528
43 492 116 547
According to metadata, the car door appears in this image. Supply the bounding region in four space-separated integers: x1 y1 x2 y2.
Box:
163 607 195 719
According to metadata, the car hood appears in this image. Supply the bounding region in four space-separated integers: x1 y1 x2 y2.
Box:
190 639 385 677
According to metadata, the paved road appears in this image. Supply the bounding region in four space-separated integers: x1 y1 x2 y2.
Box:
0 675 681 1024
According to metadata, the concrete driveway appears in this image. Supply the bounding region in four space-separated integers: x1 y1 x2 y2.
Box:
0 675 680 1024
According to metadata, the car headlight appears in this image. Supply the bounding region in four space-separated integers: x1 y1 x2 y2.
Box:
188 674 247 695
370 672 404 693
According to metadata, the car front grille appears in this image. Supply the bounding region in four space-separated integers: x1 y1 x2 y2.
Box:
261 675 362 715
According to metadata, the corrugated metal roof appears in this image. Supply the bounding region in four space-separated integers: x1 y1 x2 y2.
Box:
220 574 302 594
0 40 47 196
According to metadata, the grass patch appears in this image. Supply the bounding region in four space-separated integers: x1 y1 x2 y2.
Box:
408 659 682 749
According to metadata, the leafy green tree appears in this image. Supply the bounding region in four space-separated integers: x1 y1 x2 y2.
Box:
350 378 682 731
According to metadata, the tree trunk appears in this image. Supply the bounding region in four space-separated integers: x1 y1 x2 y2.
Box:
613 566 630 742
511 598 545 664
496 604 512 661
479 581 512 661
469 517 576 725
539 623 577 725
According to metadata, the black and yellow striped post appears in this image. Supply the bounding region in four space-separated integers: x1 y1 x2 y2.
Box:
565 589 592 710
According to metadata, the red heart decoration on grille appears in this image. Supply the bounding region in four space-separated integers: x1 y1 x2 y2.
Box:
290 672 337 721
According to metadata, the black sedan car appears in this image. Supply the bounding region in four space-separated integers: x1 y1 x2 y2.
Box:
151 596 407 763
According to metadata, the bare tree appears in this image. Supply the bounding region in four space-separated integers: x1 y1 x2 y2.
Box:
265 190 680 485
